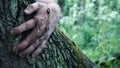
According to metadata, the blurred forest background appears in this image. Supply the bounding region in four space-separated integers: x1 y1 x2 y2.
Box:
56 0 120 67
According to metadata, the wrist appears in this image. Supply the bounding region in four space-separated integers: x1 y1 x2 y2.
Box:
35 0 55 3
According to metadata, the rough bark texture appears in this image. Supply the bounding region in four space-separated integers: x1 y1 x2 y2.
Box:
0 0 96 68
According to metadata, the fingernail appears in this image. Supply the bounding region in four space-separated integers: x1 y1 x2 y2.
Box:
32 54 35 57
24 10 29 14
10 30 13 34
19 53 25 58
13 46 16 52
10 29 16 34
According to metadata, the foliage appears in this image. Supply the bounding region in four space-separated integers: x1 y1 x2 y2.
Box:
57 0 120 67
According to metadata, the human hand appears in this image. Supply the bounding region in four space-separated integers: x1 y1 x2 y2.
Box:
11 2 62 57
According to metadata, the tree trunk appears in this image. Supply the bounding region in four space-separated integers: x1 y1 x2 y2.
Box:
0 0 96 68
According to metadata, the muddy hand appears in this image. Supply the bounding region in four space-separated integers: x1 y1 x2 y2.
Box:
11 2 62 57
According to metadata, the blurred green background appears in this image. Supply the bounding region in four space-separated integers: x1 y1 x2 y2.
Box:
56 0 120 67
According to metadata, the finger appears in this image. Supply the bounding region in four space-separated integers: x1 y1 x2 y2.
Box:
13 29 37 52
11 19 35 35
19 43 36 57
19 39 41 57
32 40 47 57
24 2 45 14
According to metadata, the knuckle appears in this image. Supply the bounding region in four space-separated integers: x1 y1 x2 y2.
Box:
37 2 45 7
29 4 34 8
25 22 32 30
36 16 40 20
34 16 39 21
31 43 37 49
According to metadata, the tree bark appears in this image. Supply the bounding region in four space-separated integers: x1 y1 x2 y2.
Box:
0 0 96 68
